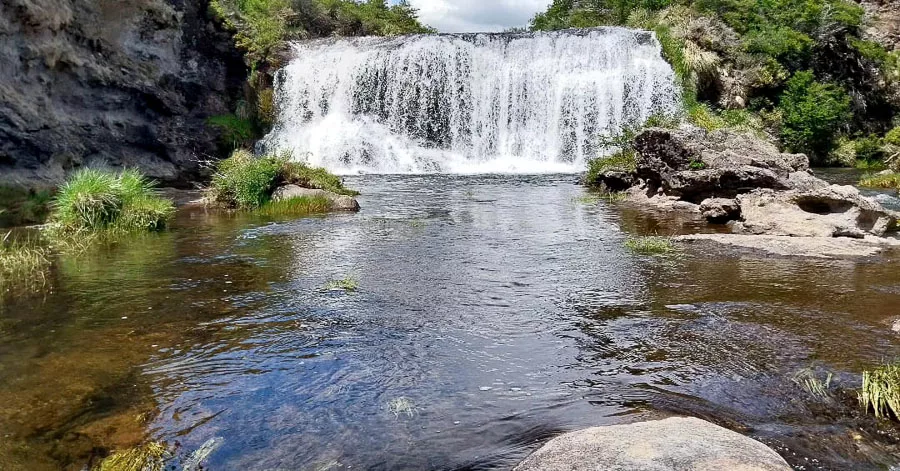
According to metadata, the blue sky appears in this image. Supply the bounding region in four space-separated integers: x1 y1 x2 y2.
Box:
400 0 551 33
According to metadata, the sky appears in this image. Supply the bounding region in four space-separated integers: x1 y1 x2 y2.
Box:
404 0 552 33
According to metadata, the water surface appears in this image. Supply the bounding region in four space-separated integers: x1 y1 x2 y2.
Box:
2 174 900 470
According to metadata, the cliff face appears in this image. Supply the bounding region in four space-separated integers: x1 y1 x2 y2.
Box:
0 0 246 186
861 0 900 51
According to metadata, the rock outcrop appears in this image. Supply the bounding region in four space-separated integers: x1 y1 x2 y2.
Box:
272 184 360 212
597 126 899 240
515 417 791 471
0 0 245 187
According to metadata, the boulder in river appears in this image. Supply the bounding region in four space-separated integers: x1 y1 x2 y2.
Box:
596 126 899 243
272 185 360 212
515 417 791 471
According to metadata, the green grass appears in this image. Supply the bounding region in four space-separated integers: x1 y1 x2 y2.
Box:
574 191 627 204
50 169 174 232
859 172 900 189
0 234 51 295
208 150 358 210
258 196 331 217
860 363 900 420
585 150 637 188
93 442 167 471
325 275 359 292
624 235 679 255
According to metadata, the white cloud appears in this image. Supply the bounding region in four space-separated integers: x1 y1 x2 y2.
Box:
406 0 551 33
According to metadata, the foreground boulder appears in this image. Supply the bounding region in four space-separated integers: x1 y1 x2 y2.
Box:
272 185 360 211
515 417 791 471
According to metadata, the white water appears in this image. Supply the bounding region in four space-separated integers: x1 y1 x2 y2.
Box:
262 28 680 175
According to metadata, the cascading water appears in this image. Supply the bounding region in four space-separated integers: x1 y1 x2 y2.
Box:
262 27 680 175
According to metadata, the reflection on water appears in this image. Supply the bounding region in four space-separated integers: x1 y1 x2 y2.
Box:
1 175 900 470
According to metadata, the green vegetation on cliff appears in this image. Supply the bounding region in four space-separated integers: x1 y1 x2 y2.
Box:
533 0 899 167
208 0 434 150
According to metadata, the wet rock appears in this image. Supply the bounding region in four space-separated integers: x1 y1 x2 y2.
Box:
272 185 360 212
700 197 740 222
589 170 634 192
734 186 898 238
514 417 791 471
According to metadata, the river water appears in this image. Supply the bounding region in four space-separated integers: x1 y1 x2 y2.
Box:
2 174 900 470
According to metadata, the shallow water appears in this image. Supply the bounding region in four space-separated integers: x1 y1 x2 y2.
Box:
2 174 900 470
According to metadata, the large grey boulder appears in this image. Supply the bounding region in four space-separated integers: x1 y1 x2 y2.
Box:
515 417 791 471
272 185 360 212
734 186 897 238
631 127 810 202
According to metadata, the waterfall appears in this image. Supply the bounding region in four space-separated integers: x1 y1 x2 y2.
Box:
262 27 680 175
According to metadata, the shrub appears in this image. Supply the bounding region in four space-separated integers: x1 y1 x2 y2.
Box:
624 235 679 255
885 127 900 147
854 135 884 163
860 363 900 420
51 169 174 233
208 150 358 210
209 150 283 209
778 71 852 162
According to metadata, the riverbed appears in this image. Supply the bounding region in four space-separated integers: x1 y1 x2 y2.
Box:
2 174 900 470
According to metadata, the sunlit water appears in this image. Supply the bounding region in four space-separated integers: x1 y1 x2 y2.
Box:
2 175 900 470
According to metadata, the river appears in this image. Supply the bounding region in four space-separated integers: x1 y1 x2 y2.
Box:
2 174 900 470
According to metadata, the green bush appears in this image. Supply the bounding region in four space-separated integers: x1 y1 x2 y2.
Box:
885 127 900 147
209 150 283 209
859 172 900 189
50 169 174 232
208 150 358 210
778 71 852 162
854 135 884 163
744 26 812 64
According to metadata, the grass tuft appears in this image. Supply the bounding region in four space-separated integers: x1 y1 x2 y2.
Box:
859 172 900 189
93 442 167 471
860 363 900 420
325 275 359 292
624 235 679 255
793 368 833 399
0 233 51 295
258 196 331 217
50 169 174 233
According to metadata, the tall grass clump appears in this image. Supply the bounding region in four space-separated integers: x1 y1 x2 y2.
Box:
50 169 174 233
624 235 679 255
258 195 331 217
860 363 900 420
0 233 51 295
207 150 358 211
859 173 900 190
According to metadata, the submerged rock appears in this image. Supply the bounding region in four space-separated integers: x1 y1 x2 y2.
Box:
272 185 360 212
515 417 791 471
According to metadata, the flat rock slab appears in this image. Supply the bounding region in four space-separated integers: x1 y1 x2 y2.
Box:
515 417 791 471
678 234 900 258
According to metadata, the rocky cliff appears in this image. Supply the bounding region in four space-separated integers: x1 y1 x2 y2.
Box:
0 0 245 187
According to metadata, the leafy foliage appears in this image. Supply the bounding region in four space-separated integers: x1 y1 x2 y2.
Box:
778 71 852 161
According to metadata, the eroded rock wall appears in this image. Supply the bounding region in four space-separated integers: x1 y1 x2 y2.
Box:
0 0 245 186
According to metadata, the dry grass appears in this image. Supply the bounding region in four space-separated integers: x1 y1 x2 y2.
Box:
93 442 167 471
860 363 900 420
0 233 51 295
